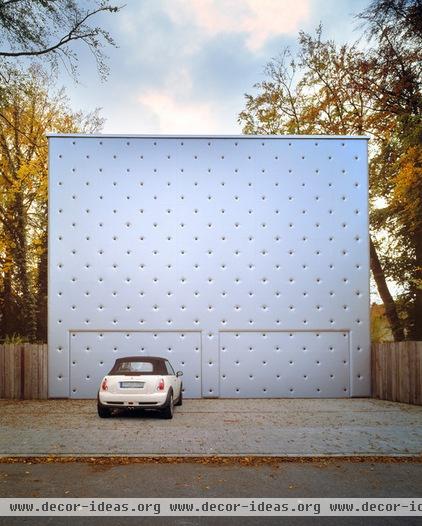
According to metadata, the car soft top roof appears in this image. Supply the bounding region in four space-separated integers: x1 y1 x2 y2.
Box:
113 356 167 363
109 356 169 376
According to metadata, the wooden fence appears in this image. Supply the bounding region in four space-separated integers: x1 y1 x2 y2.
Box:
372 341 422 405
0 344 48 399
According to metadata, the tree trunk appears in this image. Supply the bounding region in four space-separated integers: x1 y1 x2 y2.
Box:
0 266 15 338
36 229 48 342
370 237 405 341
13 191 37 341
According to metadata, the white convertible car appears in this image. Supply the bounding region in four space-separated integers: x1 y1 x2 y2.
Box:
97 356 183 419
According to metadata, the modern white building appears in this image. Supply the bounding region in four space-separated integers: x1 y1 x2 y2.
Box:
48 135 370 399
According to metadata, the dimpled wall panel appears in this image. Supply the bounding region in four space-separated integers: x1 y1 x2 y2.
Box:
48 134 370 399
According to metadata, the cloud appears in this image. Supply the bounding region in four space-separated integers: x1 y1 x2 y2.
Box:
62 0 367 136
137 90 219 134
166 0 310 51
105 1 310 134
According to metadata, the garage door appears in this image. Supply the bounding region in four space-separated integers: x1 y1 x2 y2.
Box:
219 331 350 397
69 331 202 398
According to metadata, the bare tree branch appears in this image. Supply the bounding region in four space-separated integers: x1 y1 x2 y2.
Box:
0 1 122 79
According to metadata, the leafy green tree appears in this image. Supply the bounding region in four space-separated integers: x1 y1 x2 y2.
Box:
239 0 421 340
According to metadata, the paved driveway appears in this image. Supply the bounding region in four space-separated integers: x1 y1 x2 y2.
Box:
0 398 421 457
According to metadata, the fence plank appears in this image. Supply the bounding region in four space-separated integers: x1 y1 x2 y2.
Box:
41 343 48 399
402 343 410 403
372 343 379 398
14 344 21 399
3 345 10 398
25 343 32 399
372 341 421 405
23 343 29 399
30 344 37 399
6 344 14 399
31 344 37 399
39 343 47 400
409 341 422 405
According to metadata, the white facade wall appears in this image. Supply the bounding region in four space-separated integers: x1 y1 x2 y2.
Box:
48 135 370 398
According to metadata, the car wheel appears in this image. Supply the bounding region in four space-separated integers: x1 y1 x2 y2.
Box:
97 401 112 418
161 391 174 419
175 385 183 406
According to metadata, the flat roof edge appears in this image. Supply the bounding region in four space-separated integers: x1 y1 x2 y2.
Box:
46 133 370 140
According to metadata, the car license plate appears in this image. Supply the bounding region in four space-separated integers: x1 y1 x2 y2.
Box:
120 381 145 388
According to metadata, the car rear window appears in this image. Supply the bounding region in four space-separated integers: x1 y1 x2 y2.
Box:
115 362 153 373
109 359 167 375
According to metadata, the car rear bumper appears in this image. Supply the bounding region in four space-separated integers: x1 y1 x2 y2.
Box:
99 391 168 408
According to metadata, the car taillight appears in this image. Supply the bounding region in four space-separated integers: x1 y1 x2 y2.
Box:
157 378 165 391
101 378 108 391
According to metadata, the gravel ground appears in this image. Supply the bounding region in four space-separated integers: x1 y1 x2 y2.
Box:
0 398 421 456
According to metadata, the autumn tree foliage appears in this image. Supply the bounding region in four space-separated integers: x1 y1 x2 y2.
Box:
0 66 104 341
0 0 118 341
239 0 421 340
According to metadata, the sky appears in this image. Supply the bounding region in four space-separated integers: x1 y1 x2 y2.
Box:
61 0 371 134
